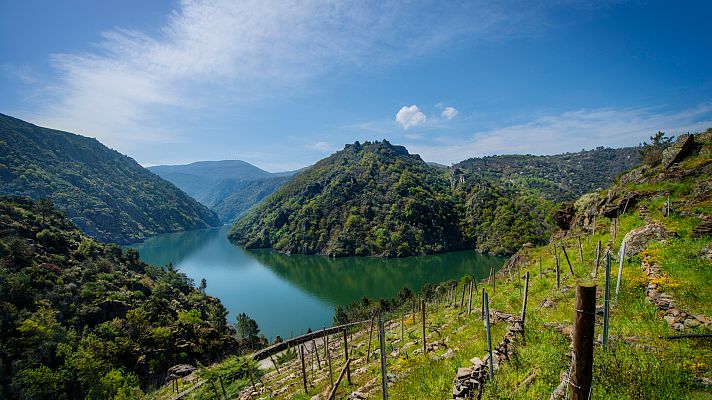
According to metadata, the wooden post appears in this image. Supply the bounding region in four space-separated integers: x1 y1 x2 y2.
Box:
452 285 457 307
326 335 334 387
491 266 496 293
323 327 328 360
561 243 574 275
378 315 389 400
421 299 426 355
484 291 494 382
593 214 596 235
539 256 542 282
460 284 466 309
367 316 374 362
269 354 280 373
210 381 221 399
593 240 601 277
343 328 351 385
401 309 404 344
219 375 227 399
578 236 584 262
667 194 670 217
300 345 308 394
327 358 351 400
517 259 522 296
312 337 321 368
614 241 626 307
555 251 561 289
480 288 485 319
521 271 530 324
603 251 611 348
468 281 473 316
570 283 597 399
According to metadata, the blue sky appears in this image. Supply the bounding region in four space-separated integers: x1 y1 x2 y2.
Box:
1 0 711 171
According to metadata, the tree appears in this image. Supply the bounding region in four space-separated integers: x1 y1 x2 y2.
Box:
235 313 259 341
198 278 207 293
639 131 674 166
333 305 349 326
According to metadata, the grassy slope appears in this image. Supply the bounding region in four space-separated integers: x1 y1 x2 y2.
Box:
158 134 711 400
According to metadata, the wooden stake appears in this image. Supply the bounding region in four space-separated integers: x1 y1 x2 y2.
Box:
561 243 574 275
323 327 328 360
539 256 542 282
480 288 485 320
460 284 466 309
421 299 426 355
484 291 494 383
555 251 561 289
312 337 321 368
326 335 334 387
603 251 611 348
614 241 626 307
367 316 374 362
521 271 530 324
577 236 583 262
468 281 473 316
593 214 596 235
378 315 389 400
400 309 404 344
343 328 351 385
593 240 601 277
219 375 227 399
570 283 597 399
327 358 351 400
210 381 221 400
300 345 308 394
269 355 280 373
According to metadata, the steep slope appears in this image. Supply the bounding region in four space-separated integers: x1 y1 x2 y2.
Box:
0 196 235 399
229 140 467 257
453 146 640 201
149 160 294 222
0 113 220 244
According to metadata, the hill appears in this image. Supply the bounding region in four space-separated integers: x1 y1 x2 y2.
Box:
149 160 295 222
0 113 220 244
0 196 235 399
229 140 467 257
229 141 642 257
453 146 640 201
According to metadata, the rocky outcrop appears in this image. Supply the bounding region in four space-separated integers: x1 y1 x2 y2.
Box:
662 134 696 169
602 189 639 218
621 223 676 257
692 217 712 238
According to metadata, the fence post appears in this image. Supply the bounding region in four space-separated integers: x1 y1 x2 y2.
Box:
421 299 426 355
378 315 389 400
555 250 561 289
343 328 351 385
300 345 308 394
578 236 584 262
484 291 494 383
570 283 597 399
367 317 374 362
614 241 627 307
593 240 601 277
468 280 473 316
521 271 530 324
539 256 542 282
561 243 574 275
603 251 611 348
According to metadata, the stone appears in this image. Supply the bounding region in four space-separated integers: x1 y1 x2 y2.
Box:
457 367 473 379
470 357 483 367
621 223 676 257
166 364 196 378
692 220 712 238
348 392 366 400
662 133 695 169
664 315 676 325
684 318 701 328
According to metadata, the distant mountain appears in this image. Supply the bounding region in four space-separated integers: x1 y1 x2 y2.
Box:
229 140 468 257
149 160 296 222
0 113 221 244
229 141 643 257
453 146 640 201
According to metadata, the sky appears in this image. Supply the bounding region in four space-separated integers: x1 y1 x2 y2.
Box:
1 0 711 171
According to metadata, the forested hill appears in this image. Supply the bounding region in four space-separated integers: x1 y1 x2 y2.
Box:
230 141 644 257
0 113 221 244
453 146 640 201
229 140 467 257
149 160 295 222
0 196 235 399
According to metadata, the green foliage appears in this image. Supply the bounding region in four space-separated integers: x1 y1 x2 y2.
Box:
0 113 220 244
639 131 675 166
230 141 640 257
0 196 235 399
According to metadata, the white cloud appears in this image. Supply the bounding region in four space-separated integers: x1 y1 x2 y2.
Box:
18 0 558 153
396 105 427 129
306 141 334 152
441 106 458 120
408 104 712 164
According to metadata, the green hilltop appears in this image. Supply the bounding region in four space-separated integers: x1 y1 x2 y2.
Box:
0 114 221 244
229 140 641 257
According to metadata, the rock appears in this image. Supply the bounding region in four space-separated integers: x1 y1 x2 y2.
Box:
664 315 677 325
684 318 701 328
621 223 676 257
662 133 695 169
457 367 473 379
541 299 554 308
602 189 639 218
348 392 366 400
310 395 320 400
166 364 196 380
387 373 395 383
692 220 712 238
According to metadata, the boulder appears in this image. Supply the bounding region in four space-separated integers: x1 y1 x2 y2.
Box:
662 134 695 169
700 242 712 263
166 364 196 381
622 223 676 257
602 190 639 218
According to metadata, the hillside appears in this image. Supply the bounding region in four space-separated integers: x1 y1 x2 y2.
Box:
453 146 640 201
0 113 221 244
229 142 642 257
149 160 295 222
0 196 235 399
166 130 711 400
229 140 467 257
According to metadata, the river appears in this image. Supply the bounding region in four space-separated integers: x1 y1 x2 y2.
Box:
128 225 505 340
